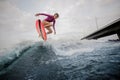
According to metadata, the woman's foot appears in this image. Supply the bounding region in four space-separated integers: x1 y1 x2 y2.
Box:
38 34 41 37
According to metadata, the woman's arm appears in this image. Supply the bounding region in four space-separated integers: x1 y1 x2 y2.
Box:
53 20 56 35
35 13 51 17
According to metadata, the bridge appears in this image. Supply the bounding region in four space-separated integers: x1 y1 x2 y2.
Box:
81 18 120 40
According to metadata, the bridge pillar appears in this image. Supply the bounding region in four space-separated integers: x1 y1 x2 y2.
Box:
117 31 120 40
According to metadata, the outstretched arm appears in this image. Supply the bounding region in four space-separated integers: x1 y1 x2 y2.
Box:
53 20 56 35
35 13 51 17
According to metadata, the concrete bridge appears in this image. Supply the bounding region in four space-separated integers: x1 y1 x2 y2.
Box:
81 18 120 40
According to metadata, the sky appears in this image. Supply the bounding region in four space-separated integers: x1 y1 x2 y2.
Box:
0 0 120 48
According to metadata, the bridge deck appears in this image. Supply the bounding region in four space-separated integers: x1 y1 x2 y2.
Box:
81 18 120 40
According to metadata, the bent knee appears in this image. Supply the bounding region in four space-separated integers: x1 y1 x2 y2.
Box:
47 30 53 34
49 30 53 33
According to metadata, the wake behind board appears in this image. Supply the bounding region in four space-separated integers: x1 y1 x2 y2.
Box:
36 19 47 41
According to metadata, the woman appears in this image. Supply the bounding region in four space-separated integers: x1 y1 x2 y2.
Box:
35 13 59 36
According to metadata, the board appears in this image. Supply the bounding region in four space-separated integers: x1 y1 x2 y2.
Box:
36 19 47 41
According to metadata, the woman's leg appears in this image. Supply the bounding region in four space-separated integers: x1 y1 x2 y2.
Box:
42 21 52 28
46 27 52 34
42 21 53 34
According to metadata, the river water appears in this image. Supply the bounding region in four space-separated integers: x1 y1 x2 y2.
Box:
0 39 120 80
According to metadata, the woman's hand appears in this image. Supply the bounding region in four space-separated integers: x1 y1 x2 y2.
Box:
54 31 56 35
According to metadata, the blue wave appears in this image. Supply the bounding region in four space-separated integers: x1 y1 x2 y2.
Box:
0 41 37 74
0 40 120 80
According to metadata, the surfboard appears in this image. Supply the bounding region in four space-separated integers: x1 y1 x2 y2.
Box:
36 19 47 41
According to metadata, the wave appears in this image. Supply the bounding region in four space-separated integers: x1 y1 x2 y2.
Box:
0 37 120 80
0 41 34 75
0 40 57 75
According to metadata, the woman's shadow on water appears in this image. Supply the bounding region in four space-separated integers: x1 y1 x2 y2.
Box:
0 42 68 80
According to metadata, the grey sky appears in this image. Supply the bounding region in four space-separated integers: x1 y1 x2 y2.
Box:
0 0 120 48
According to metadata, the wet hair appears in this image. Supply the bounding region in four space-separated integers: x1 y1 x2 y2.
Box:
54 13 59 18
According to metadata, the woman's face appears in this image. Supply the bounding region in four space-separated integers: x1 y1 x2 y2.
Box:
54 15 58 19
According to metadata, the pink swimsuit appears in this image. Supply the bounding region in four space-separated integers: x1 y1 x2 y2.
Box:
39 13 56 31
